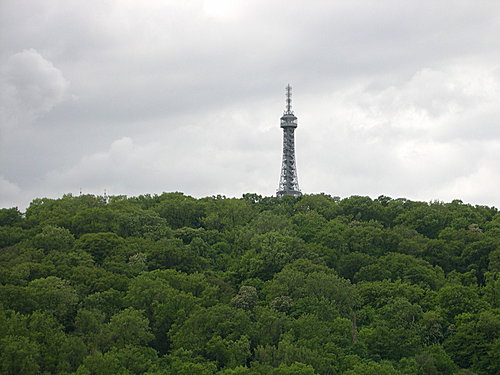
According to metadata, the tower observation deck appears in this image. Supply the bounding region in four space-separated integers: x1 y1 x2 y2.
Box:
277 85 302 198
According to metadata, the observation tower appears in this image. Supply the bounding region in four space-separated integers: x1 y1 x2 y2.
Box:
277 85 302 198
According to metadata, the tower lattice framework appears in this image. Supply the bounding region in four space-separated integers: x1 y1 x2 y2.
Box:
277 85 302 198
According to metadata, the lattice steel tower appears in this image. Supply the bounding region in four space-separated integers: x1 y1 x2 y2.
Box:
277 85 302 198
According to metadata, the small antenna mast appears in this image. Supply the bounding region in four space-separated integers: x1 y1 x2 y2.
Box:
285 84 293 114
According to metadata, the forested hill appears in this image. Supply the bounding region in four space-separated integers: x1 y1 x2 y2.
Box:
0 193 499 375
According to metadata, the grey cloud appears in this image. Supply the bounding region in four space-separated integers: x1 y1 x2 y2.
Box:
0 49 69 126
0 176 22 208
0 0 499 209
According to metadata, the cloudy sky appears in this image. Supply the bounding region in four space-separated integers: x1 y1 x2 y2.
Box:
1 0 499 210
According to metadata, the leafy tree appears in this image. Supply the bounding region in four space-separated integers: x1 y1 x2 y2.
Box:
164 348 218 375
437 284 486 322
76 232 125 263
253 335 324 372
355 253 444 290
106 308 154 349
202 197 256 231
337 252 376 281
483 270 499 308
253 306 291 347
1 193 498 374
444 310 499 374
27 276 78 321
246 211 295 236
155 192 205 229
28 311 86 373
0 226 26 247
343 221 399 256
79 345 159 375
231 286 258 310
169 304 254 357
205 335 251 368
74 308 106 348
292 211 327 242
32 225 75 252
358 298 423 360
217 366 257 375
71 207 119 236
355 280 426 309
314 217 348 252
343 360 399 375
392 225 428 257
79 351 126 375
0 207 24 227
420 310 445 345
116 208 171 239
234 232 306 280
395 202 451 238
411 344 458 375
294 193 341 220
275 362 318 375
81 288 126 318
339 196 385 222
0 335 40 375
460 237 499 283
146 238 207 272
265 259 357 320
423 239 462 273
126 271 206 353
25 194 106 228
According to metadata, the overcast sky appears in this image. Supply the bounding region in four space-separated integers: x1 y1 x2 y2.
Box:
1 0 499 210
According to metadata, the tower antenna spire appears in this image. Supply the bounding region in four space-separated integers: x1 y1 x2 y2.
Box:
285 84 293 114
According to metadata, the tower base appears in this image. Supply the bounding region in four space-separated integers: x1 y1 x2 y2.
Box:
277 190 302 198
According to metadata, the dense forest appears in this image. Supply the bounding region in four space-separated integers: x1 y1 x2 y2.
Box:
0 193 498 375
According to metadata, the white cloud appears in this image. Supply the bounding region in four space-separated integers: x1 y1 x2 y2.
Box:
301 64 500 206
0 49 69 128
435 147 500 206
37 107 281 201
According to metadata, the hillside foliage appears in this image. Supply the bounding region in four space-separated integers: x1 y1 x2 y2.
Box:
0 193 499 375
